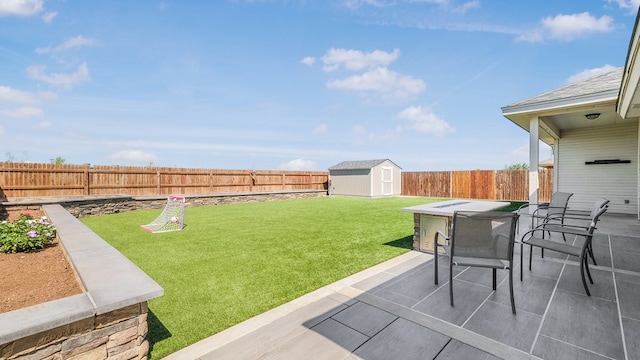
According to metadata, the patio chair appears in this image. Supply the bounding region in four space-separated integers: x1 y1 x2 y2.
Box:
542 198 609 266
516 191 573 233
434 211 519 314
520 199 608 296
517 192 573 262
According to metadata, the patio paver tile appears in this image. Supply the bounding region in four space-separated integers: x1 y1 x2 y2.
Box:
540 289 624 359
270 318 368 360
463 300 541 352
622 317 640 359
435 339 502 360
353 318 450 360
491 272 556 315
557 265 616 301
331 301 397 337
616 277 640 321
412 279 494 325
532 334 614 360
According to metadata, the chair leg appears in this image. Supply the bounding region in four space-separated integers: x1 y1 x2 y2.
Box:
520 242 523 281
434 252 439 285
509 267 516 314
588 243 597 266
584 255 594 284
580 255 592 297
492 268 497 290
529 244 533 271
449 263 454 307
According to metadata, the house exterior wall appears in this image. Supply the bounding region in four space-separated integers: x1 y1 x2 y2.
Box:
329 169 372 196
557 122 638 214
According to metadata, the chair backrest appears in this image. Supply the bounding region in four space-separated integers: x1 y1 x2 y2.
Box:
547 192 573 216
450 211 518 261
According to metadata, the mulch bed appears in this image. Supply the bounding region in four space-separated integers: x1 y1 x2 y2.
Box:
0 210 83 314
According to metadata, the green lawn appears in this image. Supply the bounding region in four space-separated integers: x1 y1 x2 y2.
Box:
80 196 444 358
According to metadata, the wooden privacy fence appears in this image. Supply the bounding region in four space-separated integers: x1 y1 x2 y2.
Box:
402 169 554 202
0 163 328 199
0 163 552 202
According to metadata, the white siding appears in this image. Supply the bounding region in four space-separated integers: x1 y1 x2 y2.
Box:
329 169 372 196
329 159 402 197
557 122 638 214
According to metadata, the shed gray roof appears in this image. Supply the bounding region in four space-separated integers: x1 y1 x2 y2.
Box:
502 67 622 112
328 159 400 170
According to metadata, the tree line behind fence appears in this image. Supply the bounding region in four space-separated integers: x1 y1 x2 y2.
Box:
0 163 553 202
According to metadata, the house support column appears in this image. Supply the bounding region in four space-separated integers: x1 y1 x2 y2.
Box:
529 117 540 212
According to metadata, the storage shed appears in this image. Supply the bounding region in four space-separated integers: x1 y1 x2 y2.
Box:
328 159 402 197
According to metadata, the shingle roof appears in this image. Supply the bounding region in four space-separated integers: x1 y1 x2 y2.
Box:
328 159 400 170
503 67 623 109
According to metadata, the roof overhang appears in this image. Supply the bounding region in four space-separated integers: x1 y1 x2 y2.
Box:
502 92 619 146
618 9 640 120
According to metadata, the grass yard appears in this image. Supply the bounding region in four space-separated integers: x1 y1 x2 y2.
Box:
81 196 452 358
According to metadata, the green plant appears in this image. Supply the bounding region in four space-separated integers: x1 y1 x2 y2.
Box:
0 212 57 253
505 163 529 170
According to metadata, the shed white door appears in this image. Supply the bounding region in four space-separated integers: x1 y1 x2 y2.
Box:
381 166 393 195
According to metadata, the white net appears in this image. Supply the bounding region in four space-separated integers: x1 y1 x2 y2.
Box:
141 196 185 233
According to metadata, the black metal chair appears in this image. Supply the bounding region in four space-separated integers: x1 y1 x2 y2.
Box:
434 211 519 314
516 191 573 234
542 198 610 266
520 199 609 296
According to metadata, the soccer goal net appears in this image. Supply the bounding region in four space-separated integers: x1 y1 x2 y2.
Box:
141 195 185 233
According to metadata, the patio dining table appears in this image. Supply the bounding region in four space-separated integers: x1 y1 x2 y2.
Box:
402 199 511 253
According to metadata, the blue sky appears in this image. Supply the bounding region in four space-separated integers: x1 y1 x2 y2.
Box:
0 0 638 171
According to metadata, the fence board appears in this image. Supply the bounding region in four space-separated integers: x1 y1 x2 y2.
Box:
0 163 328 199
0 163 552 202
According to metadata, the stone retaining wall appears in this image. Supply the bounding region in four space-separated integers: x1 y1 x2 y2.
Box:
1 303 148 360
1 190 327 218
0 205 164 360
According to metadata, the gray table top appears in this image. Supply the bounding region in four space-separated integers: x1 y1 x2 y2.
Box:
402 199 510 217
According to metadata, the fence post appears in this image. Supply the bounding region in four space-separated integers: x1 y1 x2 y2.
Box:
85 169 90 195
156 170 161 195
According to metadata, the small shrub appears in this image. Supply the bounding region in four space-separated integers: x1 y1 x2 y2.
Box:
0 212 57 253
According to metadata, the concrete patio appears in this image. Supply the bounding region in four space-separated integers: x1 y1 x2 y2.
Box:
166 213 640 360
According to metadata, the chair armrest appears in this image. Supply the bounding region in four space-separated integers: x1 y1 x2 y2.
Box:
517 202 550 213
433 230 449 252
531 205 567 217
521 224 591 243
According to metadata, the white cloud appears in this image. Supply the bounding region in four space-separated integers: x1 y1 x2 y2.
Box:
452 0 480 14
109 150 158 163
0 106 44 118
0 86 39 104
300 56 316 66
322 48 400 72
278 158 317 170
608 0 640 10
0 0 43 17
352 125 367 134
327 67 425 101
35 120 52 129
342 0 387 9
41 11 56 23
313 123 328 133
35 35 98 55
396 105 455 136
27 62 90 90
517 13 614 42
566 65 618 84
0 126 4 137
